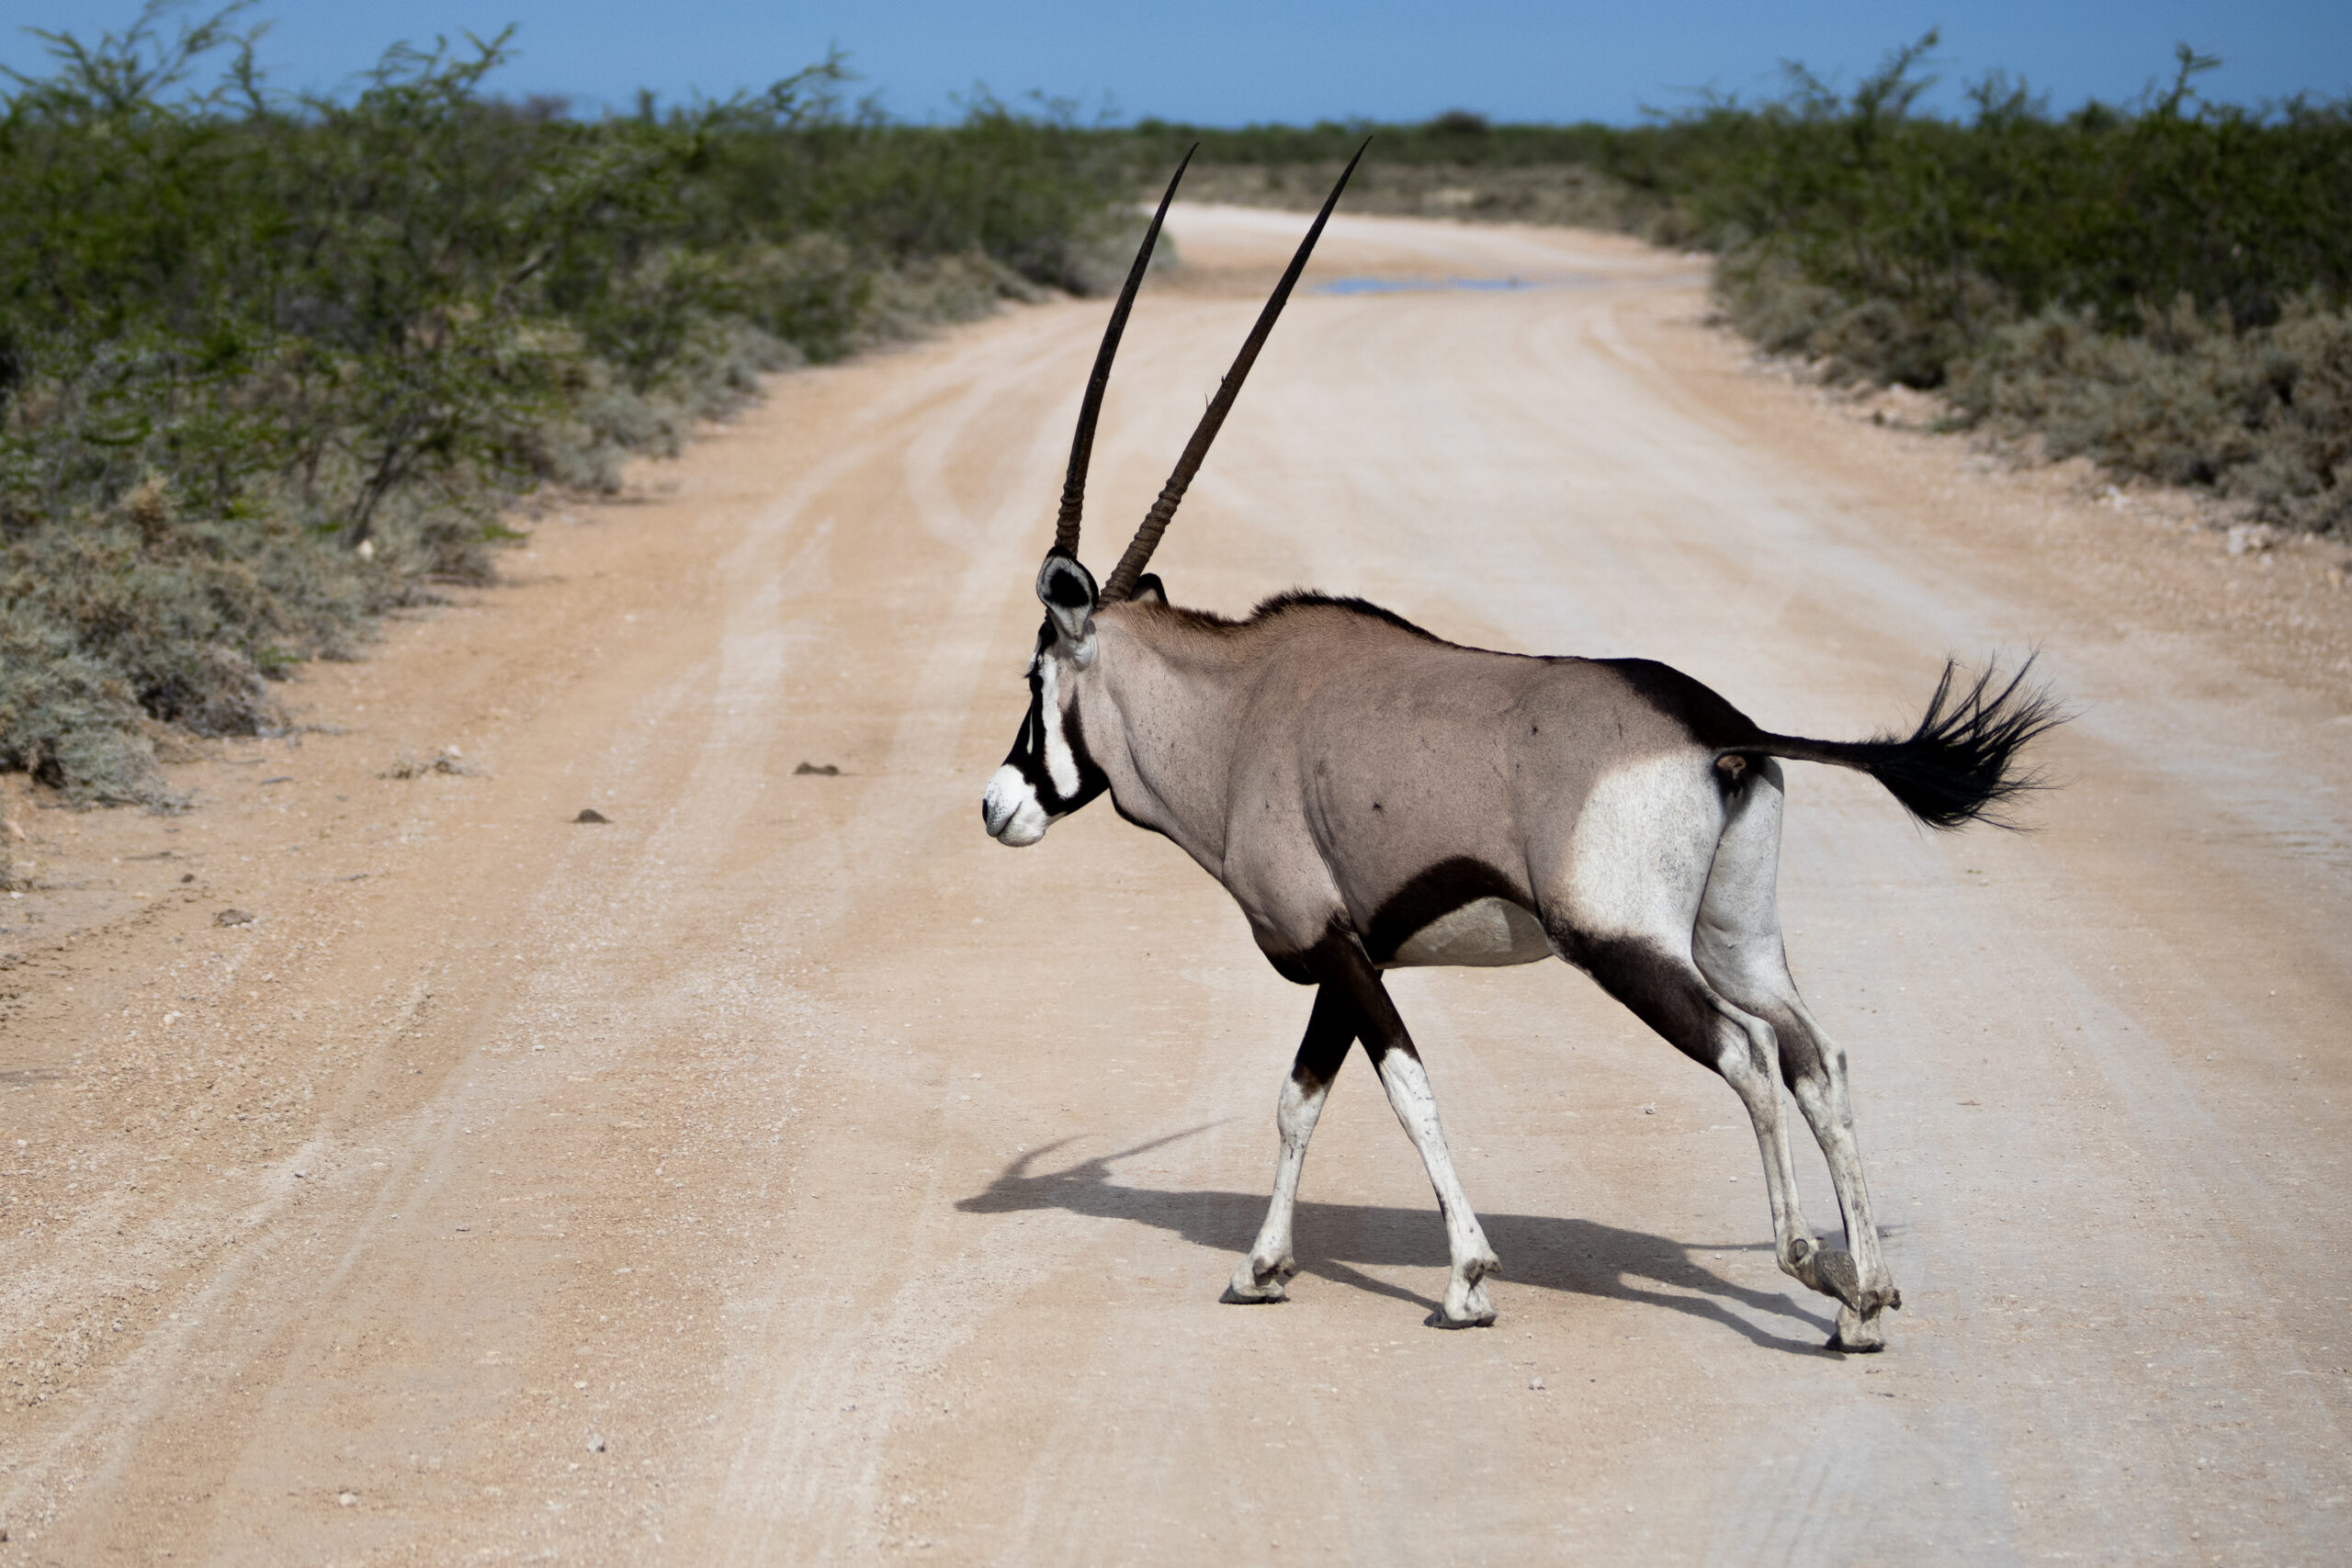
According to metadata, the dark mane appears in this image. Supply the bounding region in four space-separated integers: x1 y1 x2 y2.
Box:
1125 587 1445 643
1249 590 1441 640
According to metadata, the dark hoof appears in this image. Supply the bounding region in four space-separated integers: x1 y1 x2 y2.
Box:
1829 1299 1888 1352
1220 1284 1287 1305
1423 1309 1495 1331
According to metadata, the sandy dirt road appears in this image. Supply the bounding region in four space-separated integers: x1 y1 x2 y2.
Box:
4 206 2350 1565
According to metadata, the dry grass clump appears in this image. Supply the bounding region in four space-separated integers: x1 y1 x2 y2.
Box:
1719 261 2352 539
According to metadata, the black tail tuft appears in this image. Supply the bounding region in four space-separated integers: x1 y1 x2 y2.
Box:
1753 658 2068 830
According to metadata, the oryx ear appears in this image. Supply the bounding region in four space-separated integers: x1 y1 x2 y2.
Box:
1035 552 1099 649
1130 573 1169 606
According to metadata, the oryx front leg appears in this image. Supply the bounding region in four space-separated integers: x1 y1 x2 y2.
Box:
1327 957 1498 1328
1226 984 1356 1304
1372 1043 1501 1327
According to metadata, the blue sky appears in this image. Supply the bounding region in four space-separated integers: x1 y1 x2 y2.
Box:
3 1 2345 124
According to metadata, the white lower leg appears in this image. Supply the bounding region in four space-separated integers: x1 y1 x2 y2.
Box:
1791 1079 1885 1271
1787 1026 1902 1348
1227 1074 1329 1303
1785 1011 1893 1277
1373 1048 1499 1326
1713 1010 1822 1287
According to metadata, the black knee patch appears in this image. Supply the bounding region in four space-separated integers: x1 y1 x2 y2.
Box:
1290 981 1363 1086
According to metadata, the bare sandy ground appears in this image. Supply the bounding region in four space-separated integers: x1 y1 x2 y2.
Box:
3 206 2348 1565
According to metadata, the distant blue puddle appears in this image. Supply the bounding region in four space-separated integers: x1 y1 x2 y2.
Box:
1316 275 1596 295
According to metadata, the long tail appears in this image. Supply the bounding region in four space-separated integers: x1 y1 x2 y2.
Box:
1737 659 2067 830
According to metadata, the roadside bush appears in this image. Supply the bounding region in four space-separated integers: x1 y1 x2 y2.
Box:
1680 38 2352 373
0 4 1128 803
1952 297 2352 533
1687 38 2352 531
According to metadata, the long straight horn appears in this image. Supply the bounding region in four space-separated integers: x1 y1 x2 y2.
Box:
1053 146 1197 560
1100 140 1368 602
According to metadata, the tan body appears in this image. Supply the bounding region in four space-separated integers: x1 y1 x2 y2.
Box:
1080 599 1720 977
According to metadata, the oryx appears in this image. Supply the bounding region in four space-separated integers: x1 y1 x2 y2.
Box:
980 149 2060 1351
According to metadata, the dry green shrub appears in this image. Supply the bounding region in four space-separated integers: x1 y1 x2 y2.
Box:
860 253 1046 344
1952 297 2352 534
0 606 166 804
0 472 404 802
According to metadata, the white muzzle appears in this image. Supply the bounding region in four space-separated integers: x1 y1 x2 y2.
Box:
982 764 1051 846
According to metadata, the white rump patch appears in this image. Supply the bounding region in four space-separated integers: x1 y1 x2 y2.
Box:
1560 753 1720 941
1388 897 1551 968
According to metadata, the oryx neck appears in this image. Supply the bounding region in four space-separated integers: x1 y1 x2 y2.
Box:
1080 604 1264 874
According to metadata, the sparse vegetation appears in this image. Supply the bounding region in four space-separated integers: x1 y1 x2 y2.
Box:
1135 39 2352 538
0 3 1130 803
1687 37 2352 534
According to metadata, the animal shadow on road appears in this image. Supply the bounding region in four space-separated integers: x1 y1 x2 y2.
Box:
956 1133 1837 1354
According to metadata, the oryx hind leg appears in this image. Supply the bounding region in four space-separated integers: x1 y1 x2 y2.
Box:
1693 757 1901 1350
1226 984 1358 1305
1578 934 1823 1310
1546 753 1827 1332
